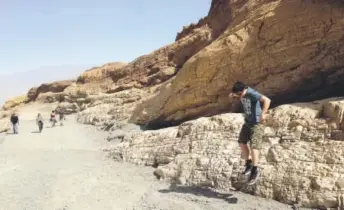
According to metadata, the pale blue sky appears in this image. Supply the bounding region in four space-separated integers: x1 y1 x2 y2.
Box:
0 0 211 75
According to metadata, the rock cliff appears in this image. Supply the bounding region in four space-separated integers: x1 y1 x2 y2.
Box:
130 0 344 128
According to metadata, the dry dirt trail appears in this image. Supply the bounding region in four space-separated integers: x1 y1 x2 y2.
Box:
0 104 296 210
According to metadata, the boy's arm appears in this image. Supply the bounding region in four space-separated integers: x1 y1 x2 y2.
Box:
260 95 271 114
248 89 271 113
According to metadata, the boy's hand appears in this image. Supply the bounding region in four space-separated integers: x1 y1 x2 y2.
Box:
228 93 237 99
260 113 266 122
260 111 269 123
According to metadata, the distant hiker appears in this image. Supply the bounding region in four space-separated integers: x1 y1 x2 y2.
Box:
36 113 44 133
229 81 271 185
50 111 57 127
58 111 65 126
10 113 19 134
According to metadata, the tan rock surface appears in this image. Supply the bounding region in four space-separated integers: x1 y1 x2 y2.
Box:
107 10 221 88
77 62 127 83
131 0 344 127
27 80 75 101
0 118 9 133
35 92 65 103
2 95 28 110
110 98 344 209
107 0 238 89
0 110 10 119
56 102 80 114
75 88 147 127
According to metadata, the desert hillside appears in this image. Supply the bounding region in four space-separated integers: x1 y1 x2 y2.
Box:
2 0 344 209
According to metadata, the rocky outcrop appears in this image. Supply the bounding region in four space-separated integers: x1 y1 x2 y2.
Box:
109 38 207 88
77 62 127 84
2 95 28 110
72 88 148 128
0 109 9 133
109 97 344 209
0 118 9 133
107 9 225 88
111 0 239 89
131 0 344 128
0 110 10 119
56 102 80 115
27 80 75 101
35 92 65 103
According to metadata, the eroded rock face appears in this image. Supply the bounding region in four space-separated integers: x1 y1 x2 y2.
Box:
75 88 148 127
77 62 127 83
109 32 211 88
110 1 236 89
27 80 75 101
36 92 65 103
0 118 9 133
109 98 344 209
131 0 344 128
2 95 28 110
0 110 10 119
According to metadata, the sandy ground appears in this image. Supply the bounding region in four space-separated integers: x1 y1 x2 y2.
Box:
0 104 298 210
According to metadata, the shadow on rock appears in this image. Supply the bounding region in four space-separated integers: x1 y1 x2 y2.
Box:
158 184 238 204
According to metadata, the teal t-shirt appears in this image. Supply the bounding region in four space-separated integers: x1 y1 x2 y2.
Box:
240 87 263 124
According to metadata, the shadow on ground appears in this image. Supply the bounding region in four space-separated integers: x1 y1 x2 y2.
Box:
31 131 41 134
158 184 238 204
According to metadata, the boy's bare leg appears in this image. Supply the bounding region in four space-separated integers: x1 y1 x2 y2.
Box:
240 143 251 160
240 143 252 175
251 149 259 166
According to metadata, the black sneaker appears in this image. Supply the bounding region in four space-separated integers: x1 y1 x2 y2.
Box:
241 160 252 176
247 167 260 185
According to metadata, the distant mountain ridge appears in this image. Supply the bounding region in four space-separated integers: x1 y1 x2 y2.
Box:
0 65 91 106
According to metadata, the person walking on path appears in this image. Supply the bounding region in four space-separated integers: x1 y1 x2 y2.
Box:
229 81 271 185
36 113 44 133
58 111 65 126
10 113 19 134
50 111 57 127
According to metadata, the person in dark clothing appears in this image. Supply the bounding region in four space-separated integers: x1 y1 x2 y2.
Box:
10 113 19 134
36 113 44 133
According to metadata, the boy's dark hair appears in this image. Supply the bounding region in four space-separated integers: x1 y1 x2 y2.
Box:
232 81 247 93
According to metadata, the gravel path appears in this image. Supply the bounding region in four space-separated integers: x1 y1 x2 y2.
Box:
0 104 296 210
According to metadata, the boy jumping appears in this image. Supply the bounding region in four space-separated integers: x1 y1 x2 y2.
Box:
229 81 271 185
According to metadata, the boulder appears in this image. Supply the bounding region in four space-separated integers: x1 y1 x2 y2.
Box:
55 102 80 115
130 0 344 128
323 98 344 129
